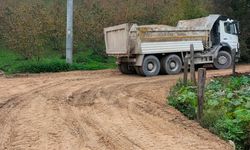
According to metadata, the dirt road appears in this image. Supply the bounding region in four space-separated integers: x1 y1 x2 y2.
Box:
0 65 249 150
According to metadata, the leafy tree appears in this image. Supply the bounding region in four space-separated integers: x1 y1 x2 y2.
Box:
46 0 66 54
2 0 48 60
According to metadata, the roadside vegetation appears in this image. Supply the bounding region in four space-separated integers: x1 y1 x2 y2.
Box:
168 75 250 150
0 46 115 74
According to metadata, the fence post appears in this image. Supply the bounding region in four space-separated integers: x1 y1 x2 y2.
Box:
190 44 196 85
232 49 236 76
197 68 206 122
183 56 189 85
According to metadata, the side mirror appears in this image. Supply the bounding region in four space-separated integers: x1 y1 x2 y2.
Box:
235 21 240 35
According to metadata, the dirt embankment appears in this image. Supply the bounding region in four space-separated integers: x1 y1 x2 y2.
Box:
0 65 249 150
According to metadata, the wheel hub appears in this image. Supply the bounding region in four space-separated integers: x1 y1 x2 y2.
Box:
147 63 154 71
170 61 176 69
218 56 227 65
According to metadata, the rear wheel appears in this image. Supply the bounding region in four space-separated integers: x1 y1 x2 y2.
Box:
138 55 160 77
214 51 232 69
161 54 182 75
118 63 135 74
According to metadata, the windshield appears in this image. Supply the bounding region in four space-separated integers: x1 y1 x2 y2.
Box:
224 22 237 35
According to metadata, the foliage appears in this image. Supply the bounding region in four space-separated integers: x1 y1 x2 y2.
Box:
1 0 48 60
168 80 198 119
46 0 66 54
0 47 115 74
168 76 250 150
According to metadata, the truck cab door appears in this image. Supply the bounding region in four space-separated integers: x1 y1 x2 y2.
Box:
219 20 239 52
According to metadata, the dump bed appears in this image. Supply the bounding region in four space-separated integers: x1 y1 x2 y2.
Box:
104 23 211 56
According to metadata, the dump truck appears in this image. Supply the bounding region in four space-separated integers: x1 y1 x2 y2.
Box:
104 14 240 76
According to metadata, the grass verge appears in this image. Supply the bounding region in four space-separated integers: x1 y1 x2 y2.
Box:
168 76 250 150
0 48 116 74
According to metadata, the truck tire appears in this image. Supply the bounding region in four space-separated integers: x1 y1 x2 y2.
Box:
161 54 182 75
214 51 232 69
118 63 135 74
139 55 160 77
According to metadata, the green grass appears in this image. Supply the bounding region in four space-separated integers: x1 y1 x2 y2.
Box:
168 76 250 150
0 47 116 74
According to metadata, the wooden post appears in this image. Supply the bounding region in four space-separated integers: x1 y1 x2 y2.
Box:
197 68 206 122
232 49 236 76
183 56 189 85
190 44 196 85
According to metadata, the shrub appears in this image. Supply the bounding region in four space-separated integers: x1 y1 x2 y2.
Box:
13 58 115 74
0 47 116 74
168 81 197 119
168 76 250 150
15 60 71 73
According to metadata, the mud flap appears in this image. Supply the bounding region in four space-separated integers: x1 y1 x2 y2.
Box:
135 55 145 66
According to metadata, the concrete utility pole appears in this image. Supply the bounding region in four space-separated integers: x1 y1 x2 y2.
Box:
66 0 73 64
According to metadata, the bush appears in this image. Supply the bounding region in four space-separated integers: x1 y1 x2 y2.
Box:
168 76 250 150
168 80 197 119
0 48 116 74
12 57 115 74
15 60 71 73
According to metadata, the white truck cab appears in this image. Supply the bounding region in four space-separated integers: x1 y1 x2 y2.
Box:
220 19 240 52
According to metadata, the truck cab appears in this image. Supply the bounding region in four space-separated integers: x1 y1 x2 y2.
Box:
211 18 240 69
219 19 240 52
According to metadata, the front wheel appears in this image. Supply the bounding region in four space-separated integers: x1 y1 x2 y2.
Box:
214 51 232 69
138 55 160 77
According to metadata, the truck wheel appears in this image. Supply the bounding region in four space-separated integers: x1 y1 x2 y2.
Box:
139 55 160 77
118 63 135 74
214 51 232 69
161 54 182 75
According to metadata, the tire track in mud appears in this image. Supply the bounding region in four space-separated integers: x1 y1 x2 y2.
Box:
0 65 249 150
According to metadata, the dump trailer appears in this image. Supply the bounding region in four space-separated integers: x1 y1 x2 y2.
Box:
104 15 240 76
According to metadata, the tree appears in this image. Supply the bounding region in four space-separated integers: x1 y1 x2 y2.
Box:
46 0 66 55
2 0 48 60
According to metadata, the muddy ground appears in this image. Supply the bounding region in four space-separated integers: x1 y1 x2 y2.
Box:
0 65 250 150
